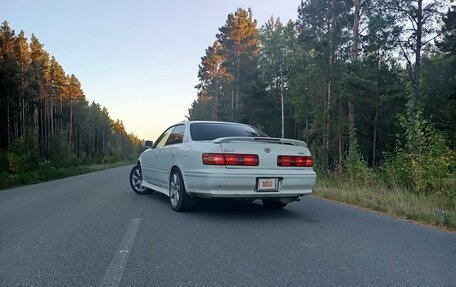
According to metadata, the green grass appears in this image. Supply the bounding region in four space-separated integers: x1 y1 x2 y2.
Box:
0 160 134 190
314 180 456 231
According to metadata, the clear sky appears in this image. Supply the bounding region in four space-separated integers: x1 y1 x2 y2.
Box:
2 0 300 141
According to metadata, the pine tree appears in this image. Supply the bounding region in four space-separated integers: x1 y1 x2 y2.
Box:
383 0 444 105
49 56 67 134
296 0 352 170
187 90 213 121
259 18 296 138
67 74 84 147
0 21 19 149
216 8 261 122
436 5 456 55
345 0 404 166
0 22 143 172
14 30 31 138
196 41 232 120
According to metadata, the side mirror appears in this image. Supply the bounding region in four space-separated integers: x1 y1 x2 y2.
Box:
144 140 154 148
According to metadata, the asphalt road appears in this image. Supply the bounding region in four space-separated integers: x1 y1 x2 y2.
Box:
1 165 455 287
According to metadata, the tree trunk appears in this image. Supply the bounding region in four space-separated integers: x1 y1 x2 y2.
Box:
348 0 360 141
453 119 456 149
51 97 55 138
235 50 240 122
413 0 423 105
231 90 235 121
372 109 378 167
40 95 44 155
22 98 25 135
60 94 63 134
325 79 331 169
304 92 309 130
17 97 21 139
75 114 78 156
280 66 285 138
351 0 361 61
338 132 343 173
7 97 11 147
348 102 355 132
44 94 48 156
34 102 39 150
338 89 343 174
212 89 217 121
324 0 337 170
69 99 73 145
20 64 24 137
92 129 95 157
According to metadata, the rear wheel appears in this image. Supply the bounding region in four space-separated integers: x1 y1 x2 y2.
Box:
262 199 287 209
130 164 153 194
169 168 195 212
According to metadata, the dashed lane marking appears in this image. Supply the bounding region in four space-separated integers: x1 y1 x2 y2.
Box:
99 218 141 287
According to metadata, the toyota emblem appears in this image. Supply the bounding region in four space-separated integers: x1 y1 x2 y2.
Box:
264 148 271 153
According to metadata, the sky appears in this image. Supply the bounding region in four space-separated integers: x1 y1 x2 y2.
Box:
2 0 300 141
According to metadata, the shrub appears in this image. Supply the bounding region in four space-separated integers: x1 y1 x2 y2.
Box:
344 131 376 186
0 152 9 172
6 131 40 173
382 99 455 197
48 133 77 167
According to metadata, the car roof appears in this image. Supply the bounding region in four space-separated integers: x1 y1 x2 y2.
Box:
175 120 249 126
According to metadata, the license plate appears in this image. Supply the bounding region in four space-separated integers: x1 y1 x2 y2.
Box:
257 178 278 192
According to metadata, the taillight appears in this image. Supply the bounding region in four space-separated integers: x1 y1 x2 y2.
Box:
202 153 259 166
277 155 313 167
202 153 225 165
224 154 259 166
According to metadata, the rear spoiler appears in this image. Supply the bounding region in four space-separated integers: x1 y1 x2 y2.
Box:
212 137 307 147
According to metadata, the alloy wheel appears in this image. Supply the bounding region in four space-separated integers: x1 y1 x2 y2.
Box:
169 172 181 208
131 166 146 193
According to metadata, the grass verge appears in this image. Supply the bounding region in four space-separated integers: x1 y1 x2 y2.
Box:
0 160 133 190
314 181 456 231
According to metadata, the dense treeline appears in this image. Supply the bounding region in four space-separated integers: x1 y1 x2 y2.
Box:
0 21 142 174
188 2 455 196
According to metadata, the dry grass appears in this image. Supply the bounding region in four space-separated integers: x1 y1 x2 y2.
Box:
314 181 456 231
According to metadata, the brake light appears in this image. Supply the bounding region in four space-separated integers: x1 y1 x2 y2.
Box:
277 155 313 167
202 153 259 166
202 153 225 165
224 154 259 166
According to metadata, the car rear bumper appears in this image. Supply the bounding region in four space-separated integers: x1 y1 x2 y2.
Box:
183 168 316 198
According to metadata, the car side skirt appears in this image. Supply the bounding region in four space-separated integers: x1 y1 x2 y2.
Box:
141 180 169 196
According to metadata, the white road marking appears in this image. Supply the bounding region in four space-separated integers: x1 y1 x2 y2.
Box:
99 218 141 287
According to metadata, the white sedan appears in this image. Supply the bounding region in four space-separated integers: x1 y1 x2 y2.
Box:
129 121 317 211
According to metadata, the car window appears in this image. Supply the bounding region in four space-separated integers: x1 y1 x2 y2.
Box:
154 126 175 148
190 123 268 141
166 125 185 145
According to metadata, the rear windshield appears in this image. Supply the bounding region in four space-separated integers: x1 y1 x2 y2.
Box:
190 123 268 141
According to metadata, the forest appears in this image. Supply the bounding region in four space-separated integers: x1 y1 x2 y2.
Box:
188 0 456 198
0 21 143 181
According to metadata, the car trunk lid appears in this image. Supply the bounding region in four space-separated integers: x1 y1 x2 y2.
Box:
212 137 311 169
